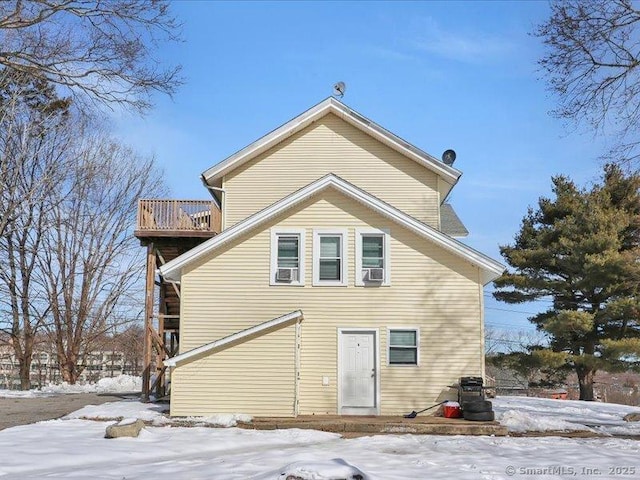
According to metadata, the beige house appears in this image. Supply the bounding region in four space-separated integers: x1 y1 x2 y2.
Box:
159 98 504 417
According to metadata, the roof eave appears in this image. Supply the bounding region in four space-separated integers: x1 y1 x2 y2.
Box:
164 310 303 367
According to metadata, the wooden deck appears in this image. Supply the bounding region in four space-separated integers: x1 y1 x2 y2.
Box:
239 415 508 437
135 199 221 239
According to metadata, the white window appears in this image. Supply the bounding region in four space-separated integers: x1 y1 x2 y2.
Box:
270 228 305 286
355 228 390 286
312 229 348 286
388 328 419 366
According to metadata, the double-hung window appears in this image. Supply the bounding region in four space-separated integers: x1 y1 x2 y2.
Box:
312 229 347 286
355 228 390 286
270 228 305 286
363 235 384 269
388 328 419 365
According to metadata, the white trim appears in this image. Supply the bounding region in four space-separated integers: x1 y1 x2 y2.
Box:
270 228 306 286
202 98 461 188
479 275 486 379
159 174 505 284
294 320 301 416
312 228 348 286
355 227 391 287
164 310 303 367
337 328 380 415
387 327 420 367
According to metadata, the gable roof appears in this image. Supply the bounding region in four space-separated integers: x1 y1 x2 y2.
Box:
159 174 504 284
164 310 303 367
201 97 462 193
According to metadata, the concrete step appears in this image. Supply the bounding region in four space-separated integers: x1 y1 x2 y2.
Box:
240 416 508 436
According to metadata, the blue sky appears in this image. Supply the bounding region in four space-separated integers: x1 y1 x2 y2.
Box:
115 1 609 339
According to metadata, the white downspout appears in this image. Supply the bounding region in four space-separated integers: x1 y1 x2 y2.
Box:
294 320 301 417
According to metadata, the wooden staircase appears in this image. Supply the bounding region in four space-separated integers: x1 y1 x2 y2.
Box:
134 199 221 400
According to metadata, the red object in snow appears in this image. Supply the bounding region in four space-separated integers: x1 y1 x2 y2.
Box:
443 404 462 418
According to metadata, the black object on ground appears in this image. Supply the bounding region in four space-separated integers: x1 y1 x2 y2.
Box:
463 410 495 422
403 400 447 419
457 377 496 422
462 400 493 413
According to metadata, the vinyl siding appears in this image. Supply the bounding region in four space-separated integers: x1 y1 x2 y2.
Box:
170 322 297 417
222 113 441 229
174 188 483 416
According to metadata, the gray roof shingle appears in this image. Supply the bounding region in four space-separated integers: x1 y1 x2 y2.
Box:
440 204 469 237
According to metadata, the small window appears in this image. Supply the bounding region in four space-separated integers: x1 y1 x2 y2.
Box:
319 236 341 281
355 228 390 286
312 229 348 286
388 329 418 365
362 235 384 268
270 229 305 286
278 236 299 269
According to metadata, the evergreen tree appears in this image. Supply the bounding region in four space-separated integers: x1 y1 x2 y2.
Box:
494 165 640 400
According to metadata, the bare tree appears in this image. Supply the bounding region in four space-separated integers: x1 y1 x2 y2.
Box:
0 1 182 113
486 329 565 393
0 70 73 389
39 130 165 383
114 324 144 375
484 326 504 357
0 69 71 237
536 0 640 165
485 328 548 355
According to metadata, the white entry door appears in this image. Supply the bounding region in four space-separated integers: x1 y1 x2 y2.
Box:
339 330 377 414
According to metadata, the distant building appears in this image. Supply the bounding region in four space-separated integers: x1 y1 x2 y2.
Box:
486 365 530 396
0 345 140 389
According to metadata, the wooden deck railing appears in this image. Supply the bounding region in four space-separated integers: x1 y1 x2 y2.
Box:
136 199 221 236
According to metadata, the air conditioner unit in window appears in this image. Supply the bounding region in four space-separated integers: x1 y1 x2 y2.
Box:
366 267 384 282
276 267 297 282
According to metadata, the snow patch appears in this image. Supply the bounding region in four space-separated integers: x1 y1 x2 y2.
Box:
95 375 142 393
41 374 142 394
267 458 367 480
493 396 640 435
65 400 253 428
117 417 139 426
181 413 252 427
65 400 168 422
498 409 591 433
0 388 52 398
0 375 142 398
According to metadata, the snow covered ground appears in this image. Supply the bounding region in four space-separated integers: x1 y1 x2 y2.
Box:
494 396 640 435
0 396 638 479
66 400 251 427
0 375 141 398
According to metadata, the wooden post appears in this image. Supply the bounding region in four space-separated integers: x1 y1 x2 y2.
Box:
157 280 168 398
142 243 156 402
155 312 165 398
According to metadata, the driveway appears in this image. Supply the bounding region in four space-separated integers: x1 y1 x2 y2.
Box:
0 392 139 430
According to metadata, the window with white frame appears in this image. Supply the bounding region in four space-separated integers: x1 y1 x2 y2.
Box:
270 229 305 286
312 229 347 286
388 329 418 365
355 228 390 286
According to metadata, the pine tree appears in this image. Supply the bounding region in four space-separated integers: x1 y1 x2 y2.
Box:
494 164 640 400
